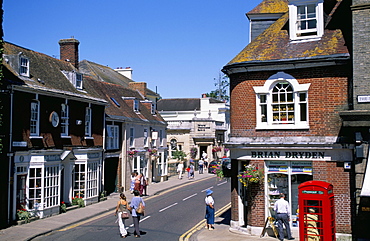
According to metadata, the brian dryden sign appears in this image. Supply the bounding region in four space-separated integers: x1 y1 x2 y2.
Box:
251 151 326 160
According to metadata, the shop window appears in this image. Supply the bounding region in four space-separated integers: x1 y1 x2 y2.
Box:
44 166 60 208
28 168 42 209
86 162 98 198
254 72 310 130
73 164 85 198
288 0 324 41
266 161 313 226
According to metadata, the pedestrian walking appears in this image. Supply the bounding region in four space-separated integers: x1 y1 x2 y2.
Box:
188 162 195 179
204 189 215 230
134 172 141 192
177 161 184 179
130 172 136 193
129 190 146 238
198 159 204 174
274 193 295 241
202 151 208 170
139 173 148 196
115 193 129 238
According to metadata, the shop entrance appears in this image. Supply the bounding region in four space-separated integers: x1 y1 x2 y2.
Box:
266 161 313 226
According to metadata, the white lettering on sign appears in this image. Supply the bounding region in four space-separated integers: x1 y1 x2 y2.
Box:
358 95 370 103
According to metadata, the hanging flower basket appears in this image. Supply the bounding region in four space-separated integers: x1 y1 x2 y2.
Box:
148 148 158 156
238 164 264 187
127 150 138 158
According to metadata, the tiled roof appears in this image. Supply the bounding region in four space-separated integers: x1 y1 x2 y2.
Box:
84 76 165 124
3 42 106 103
157 98 201 111
227 0 349 66
79 60 160 99
247 0 288 14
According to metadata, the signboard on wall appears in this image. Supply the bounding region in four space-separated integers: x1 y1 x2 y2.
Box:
291 161 312 174
267 161 288 172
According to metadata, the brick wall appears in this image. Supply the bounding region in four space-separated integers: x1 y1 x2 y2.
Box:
230 66 350 138
313 161 352 234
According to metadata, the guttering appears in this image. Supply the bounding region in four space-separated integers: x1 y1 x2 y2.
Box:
7 86 14 225
222 53 350 75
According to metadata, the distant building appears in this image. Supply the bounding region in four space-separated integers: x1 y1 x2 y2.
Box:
80 59 167 187
157 95 230 168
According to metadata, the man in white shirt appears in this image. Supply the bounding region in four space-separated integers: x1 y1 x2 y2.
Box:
274 193 294 241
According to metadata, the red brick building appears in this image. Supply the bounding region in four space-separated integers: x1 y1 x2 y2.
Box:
222 0 355 238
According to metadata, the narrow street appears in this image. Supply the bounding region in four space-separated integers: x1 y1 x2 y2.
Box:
33 177 231 241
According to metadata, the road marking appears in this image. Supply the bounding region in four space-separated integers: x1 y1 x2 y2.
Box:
201 186 213 192
57 176 216 232
159 202 178 212
217 181 227 186
179 202 231 241
182 193 197 201
140 215 151 222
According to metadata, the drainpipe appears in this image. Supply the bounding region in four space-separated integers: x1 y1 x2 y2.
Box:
7 86 14 225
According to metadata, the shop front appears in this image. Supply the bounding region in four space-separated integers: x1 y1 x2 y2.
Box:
233 147 352 236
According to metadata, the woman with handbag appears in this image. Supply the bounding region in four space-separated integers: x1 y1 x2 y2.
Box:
130 190 145 238
115 193 129 238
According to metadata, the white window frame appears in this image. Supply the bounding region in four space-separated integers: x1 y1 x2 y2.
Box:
19 56 29 77
106 125 119 150
253 72 310 130
75 73 83 90
134 100 139 112
289 0 324 41
85 106 92 137
130 128 135 147
144 128 148 147
61 102 69 137
159 130 163 147
73 163 85 198
86 162 98 198
30 101 40 136
44 165 60 208
28 167 42 210
151 103 156 115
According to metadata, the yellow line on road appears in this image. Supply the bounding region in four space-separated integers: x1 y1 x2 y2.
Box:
179 202 231 241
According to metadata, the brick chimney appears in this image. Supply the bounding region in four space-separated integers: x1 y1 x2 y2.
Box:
59 38 80 69
129 82 147 98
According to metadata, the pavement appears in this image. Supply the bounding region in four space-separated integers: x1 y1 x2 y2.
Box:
0 172 289 241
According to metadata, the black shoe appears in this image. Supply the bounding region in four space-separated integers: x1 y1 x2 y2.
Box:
288 238 295 240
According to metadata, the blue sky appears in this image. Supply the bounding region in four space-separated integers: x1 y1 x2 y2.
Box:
3 0 260 98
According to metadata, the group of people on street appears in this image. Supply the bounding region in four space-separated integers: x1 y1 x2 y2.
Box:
115 191 145 238
176 151 209 180
130 172 148 196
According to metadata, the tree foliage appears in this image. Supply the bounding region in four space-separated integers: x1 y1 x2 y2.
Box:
206 72 229 102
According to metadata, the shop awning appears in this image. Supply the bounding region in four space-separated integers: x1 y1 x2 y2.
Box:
360 147 370 197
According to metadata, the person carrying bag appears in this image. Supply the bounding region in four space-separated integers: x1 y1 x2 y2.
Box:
115 193 129 238
130 190 146 238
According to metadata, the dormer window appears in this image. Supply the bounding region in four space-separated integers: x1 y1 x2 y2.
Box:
134 99 139 112
75 73 83 89
19 56 29 77
61 71 83 90
289 0 324 41
151 103 156 115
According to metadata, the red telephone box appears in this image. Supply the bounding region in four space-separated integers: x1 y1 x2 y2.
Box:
298 181 336 241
